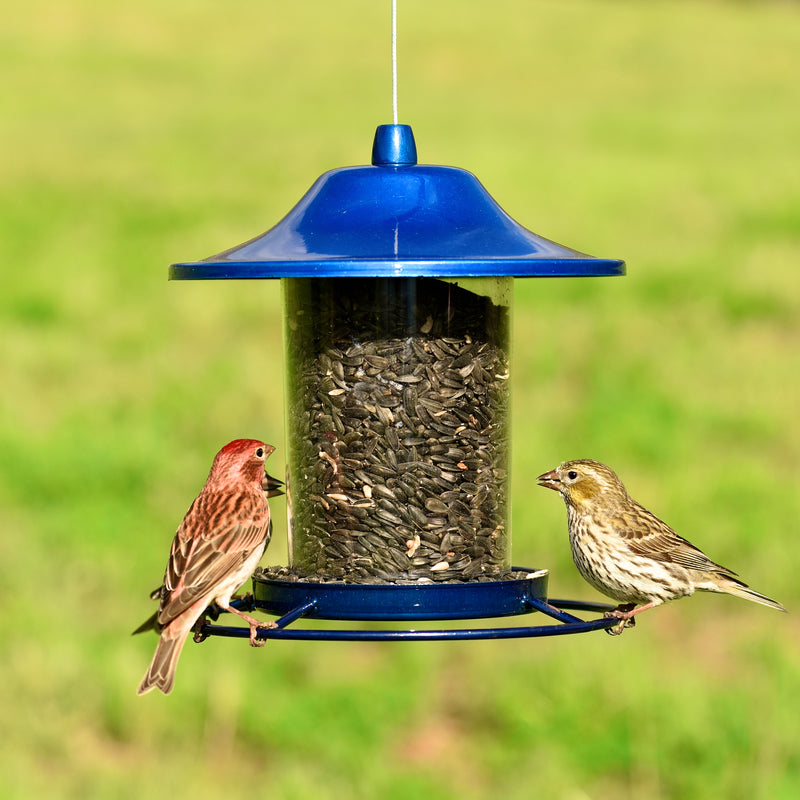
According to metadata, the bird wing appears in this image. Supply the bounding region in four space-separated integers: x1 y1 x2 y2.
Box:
609 503 737 576
155 490 270 628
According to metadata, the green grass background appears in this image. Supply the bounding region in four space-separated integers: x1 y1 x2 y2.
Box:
2 1 799 797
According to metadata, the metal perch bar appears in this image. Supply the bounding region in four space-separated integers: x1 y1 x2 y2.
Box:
193 595 618 642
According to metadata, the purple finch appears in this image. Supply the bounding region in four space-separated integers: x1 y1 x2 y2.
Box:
537 459 785 634
142 469 284 603
136 439 281 694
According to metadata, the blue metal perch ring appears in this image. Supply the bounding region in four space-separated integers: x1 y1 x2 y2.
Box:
192 568 619 642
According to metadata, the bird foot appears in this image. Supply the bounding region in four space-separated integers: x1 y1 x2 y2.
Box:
219 602 277 645
603 604 637 636
249 621 278 647
192 615 211 643
604 619 633 636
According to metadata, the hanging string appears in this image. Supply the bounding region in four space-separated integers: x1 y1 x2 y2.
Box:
391 0 398 123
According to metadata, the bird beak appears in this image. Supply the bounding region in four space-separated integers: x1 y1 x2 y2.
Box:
536 469 561 491
262 473 285 498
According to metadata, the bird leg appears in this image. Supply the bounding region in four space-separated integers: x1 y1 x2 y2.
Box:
604 600 662 636
217 602 278 647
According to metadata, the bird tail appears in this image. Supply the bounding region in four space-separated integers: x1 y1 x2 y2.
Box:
715 576 786 613
137 633 187 695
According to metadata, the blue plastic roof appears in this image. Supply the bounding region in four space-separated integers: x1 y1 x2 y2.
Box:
169 125 625 280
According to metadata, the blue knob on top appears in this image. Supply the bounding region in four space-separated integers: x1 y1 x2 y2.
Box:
169 124 624 279
371 123 418 166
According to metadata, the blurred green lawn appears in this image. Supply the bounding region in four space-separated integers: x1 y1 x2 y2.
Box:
2 1 799 798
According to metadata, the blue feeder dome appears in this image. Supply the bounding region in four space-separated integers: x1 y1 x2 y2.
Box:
169 124 624 280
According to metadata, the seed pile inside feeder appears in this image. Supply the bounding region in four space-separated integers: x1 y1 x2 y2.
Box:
278 277 510 583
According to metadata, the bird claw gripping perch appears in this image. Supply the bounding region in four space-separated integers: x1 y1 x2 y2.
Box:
192 611 277 646
249 621 279 647
193 615 212 644
604 617 636 636
603 604 637 636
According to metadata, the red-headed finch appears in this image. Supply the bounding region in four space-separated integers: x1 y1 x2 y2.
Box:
135 439 282 695
537 459 785 635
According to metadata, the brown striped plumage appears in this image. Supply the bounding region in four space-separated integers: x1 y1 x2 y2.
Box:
537 459 785 634
135 439 280 695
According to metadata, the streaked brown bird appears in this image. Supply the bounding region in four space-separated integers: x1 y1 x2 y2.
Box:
135 439 282 695
142 469 285 603
537 459 785 634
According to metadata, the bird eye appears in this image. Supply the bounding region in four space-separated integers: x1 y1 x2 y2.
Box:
567 470 578 481
256 447 264 458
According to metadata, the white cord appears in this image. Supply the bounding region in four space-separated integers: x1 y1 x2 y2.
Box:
392 0 398 124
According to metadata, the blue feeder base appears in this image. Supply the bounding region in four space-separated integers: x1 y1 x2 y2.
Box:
192 568 619 641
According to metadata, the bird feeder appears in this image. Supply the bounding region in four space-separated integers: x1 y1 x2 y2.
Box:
170 124 624 640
